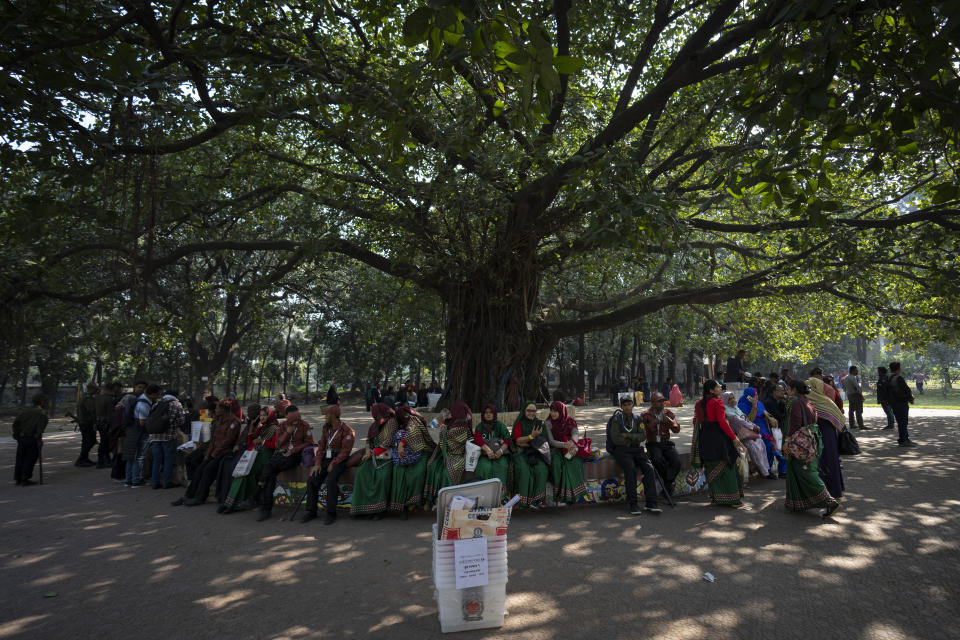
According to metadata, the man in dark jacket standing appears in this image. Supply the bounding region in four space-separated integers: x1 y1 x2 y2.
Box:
13 395 48 485
888 362 916 447
75 382 99 467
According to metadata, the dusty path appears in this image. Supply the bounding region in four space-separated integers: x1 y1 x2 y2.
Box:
1 406 957 639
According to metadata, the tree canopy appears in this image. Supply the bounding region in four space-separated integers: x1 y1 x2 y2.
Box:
1 0 959 407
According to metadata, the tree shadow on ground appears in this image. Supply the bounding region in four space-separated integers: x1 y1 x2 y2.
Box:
0 413 957 639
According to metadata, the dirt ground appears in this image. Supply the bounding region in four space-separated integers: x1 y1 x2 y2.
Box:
1 404 958 639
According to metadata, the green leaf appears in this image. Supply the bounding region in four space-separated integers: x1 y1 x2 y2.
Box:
402 7 432 44
553 55 585 75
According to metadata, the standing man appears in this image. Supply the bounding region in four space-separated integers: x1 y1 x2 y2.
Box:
94 382 118 468
606 396 661 515
75 382 99 467
842 366 867 431
641 392 681 496
726 350 746 383
913 371 925 395
12 395 48 485
126 383 160 487
257 405 314 521
149 389 186 490
875 366 896 430
888 362 916 447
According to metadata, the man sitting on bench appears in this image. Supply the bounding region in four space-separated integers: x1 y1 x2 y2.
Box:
606 395 662 516
641 392 681 497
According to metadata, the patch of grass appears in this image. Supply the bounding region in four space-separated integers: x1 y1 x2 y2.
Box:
862 382 960 410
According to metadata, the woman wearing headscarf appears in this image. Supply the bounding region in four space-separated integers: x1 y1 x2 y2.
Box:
350 402 395 519
783 380 841 517
545 401 587 504
738 387 784 478
511 402 550 508
388 404 436 518
693 381 747 507
669 384 683 408
472 404 512 500
220 405 279 513
326 384 340 406
423 400 473 505
805 377 846 499
723 392 775 480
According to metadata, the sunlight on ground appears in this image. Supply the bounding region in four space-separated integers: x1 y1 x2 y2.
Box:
0 615 50 638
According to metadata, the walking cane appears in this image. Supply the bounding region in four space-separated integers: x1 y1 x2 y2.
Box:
286 488 309 521
653 467 675 508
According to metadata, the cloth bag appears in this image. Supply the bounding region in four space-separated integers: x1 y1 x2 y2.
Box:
838 428 861 455
784 425 817 464
232 449 258 477
464 441 482 472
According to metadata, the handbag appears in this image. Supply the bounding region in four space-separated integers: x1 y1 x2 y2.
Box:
736 424 760 441
838 428 861 455
526 435 552 466
574 437 592 459
783 425 817 464
232 449 258 477
301 444 316 468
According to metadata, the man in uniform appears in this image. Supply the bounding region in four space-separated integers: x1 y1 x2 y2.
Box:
641 392 682 496
75 382 99 467
13 394 48 485
257 405 314 521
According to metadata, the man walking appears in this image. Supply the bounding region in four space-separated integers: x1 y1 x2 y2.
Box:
888 362 916 447
12 395 48 485
842 366 867 431
94 382 118 468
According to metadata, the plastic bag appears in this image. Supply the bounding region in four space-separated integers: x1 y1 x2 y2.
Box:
464 441 482 471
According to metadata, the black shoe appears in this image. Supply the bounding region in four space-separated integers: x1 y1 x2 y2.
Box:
822 502 842 519
371 513 384 521
859 426 871 431
183 498 202 506
300 511 317 523
96 462 110 469
883 426 894 430
163 483 179 489
323 514 336 525
645 506 663 514
899 440 917 447
401 509 409 521
629 503 643 515
170 497 185 506
257 510 272 522
20 479 37 486
75 459 96 467
153 484 162 490
216 504 228 514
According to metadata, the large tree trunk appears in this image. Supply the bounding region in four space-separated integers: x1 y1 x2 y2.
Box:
577 334 586 400
442 273 555 410
282 322 293 394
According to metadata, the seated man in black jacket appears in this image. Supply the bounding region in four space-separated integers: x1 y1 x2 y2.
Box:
606 396 661 516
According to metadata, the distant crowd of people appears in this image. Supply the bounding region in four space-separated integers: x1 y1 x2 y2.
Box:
10 361 920 527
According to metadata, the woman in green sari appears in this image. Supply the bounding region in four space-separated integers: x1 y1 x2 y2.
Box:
389 404 436 519
350 403 394 519
545 401 586 504
472 404 512 500
784 380 842 518
422 400 473 506
220 405 278 513
694 380 746 507
511 402 550 508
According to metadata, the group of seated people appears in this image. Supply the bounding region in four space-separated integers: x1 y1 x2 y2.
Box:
154 391 691 523
99 371 845 524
